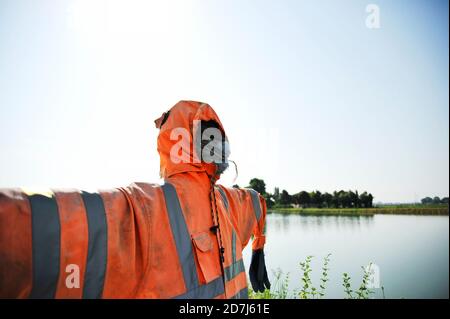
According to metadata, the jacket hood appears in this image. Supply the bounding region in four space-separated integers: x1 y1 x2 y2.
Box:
155 100 228 180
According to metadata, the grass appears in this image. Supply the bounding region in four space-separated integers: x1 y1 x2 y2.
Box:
378 203 448 209
268 205 448 216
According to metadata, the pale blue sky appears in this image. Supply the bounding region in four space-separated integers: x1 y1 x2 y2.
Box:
0 0 448 202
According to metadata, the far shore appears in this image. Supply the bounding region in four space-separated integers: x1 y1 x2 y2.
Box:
268 205 449 216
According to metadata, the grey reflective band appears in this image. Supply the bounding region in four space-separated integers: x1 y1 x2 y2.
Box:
217 188 238 264
174 276 225 299
231 286 249 299
224 259 245 282
162 183 199 293
163 183 246 299
81 191 108 299
232 231 236 264
28 193 61 299
248 189 262 222
217 187 229 212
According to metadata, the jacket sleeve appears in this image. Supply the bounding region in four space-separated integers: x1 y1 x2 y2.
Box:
0 189 33 298
0 186 151 299
217 186 267 252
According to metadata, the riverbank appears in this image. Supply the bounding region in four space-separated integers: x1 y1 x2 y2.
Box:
268 205 449 216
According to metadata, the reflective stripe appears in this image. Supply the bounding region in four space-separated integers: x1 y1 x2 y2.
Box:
28 193 61 299
80 191 108 299
217 187 229 211
162 183 199 292
224 259 245 282
163 183 245 299
231 287 249 299
174 276 225 299
248 189 262 222
217 187 237 264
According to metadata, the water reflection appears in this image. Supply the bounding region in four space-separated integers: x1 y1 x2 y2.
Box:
244 214 449 298
267 213 374 235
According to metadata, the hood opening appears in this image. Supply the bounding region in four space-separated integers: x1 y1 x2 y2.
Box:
155 101 230 181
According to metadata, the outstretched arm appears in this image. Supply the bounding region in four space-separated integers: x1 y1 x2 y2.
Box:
0 186 151 299
216 186 270 292
216 187 266 249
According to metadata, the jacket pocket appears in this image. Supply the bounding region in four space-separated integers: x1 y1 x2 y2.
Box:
191 231 220 284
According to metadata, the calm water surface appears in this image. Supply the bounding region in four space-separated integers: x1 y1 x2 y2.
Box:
243 214 449 299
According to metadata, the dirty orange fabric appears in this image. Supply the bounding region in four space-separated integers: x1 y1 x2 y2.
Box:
53 190 89 299
0 100 267 298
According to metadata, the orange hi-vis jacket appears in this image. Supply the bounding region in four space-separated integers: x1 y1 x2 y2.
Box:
0 101 267 299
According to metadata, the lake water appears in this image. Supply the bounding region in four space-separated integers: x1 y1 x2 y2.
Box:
242 213 449 299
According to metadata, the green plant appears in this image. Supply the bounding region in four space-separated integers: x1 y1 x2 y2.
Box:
298 254 331 299
319 253 332 298
299 255 314 299
248 255 381 299
272 269 290 299
248 285 273 299
355 263 375 299
342 264 375 299
342 273 354 299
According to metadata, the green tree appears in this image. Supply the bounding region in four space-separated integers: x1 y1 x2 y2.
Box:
348 191 359 208
248 178 266 195
432 196 441 204
263 193 275 209
273 187 280 204
359 192 373 208
310 191 323 208
322 192 333 208
297 191 311 208
330 191 338 208
354 190 360 208
359 192 368 208
280 190 292 206
367 193 373 208
441 197 449 204
336 190 351 208
421 197 433 205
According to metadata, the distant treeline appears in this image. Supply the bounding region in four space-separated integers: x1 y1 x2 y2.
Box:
240 178 449 209
421 196 449 205
241 178 374 209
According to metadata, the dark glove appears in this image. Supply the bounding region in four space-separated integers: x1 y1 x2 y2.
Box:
249 249 271 293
